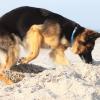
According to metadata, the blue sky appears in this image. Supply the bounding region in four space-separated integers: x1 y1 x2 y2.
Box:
0 0 100 30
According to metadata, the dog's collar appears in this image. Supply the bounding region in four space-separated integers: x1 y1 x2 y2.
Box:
70 26 78 45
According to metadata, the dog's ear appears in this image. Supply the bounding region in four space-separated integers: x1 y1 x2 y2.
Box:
91 32 100 39
86 32 100 42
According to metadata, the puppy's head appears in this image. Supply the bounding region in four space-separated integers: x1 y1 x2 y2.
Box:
72 29 100 63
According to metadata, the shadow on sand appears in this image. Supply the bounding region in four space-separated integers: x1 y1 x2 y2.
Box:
11 64 47 74
4 64 47 83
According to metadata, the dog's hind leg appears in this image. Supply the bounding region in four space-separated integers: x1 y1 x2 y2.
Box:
0 37 20 85
0 50 13 84
50 45 70 65
19 25 43 64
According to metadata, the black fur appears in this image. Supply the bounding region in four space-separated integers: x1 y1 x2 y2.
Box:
79 52 93 64
0 6 84 41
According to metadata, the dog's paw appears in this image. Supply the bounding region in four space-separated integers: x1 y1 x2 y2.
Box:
18 57 28 64
0 73 13 85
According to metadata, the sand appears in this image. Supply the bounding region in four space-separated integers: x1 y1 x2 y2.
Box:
0 39 100 100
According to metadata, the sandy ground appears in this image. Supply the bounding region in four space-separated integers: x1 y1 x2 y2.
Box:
0 39 100 100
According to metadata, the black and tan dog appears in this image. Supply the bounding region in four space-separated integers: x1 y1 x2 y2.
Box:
0 6 100 84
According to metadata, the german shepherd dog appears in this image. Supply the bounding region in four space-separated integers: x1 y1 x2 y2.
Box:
0 6 100 84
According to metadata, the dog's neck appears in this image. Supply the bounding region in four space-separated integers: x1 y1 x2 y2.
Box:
70 25 85 45
70 25 78 45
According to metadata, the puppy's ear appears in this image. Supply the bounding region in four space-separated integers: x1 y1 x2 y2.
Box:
86 32 100 42
91 32 100 39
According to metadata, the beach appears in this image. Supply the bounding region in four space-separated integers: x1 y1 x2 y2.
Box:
0 38 100 100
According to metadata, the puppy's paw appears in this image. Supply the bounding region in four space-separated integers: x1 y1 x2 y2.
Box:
5 79 13 85
0 74 13 85
18 57 28 64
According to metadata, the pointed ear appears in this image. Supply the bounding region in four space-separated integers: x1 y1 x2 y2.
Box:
86 32 100 42
89 32 100 40
92 32 100 39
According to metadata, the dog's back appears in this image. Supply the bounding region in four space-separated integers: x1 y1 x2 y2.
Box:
0 6 51 39
0 6 78 40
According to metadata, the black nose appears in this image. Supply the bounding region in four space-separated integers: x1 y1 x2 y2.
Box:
79 52 93 64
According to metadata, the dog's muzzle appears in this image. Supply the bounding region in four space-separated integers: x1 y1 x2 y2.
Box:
79 51 93 64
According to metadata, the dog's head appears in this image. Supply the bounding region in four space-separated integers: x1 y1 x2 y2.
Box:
72 29 100 63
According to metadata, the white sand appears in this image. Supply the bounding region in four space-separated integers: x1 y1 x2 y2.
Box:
0 39 100 100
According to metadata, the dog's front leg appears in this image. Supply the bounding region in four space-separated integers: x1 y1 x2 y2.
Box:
19 25 43 64
0 64 13 85
50 45 70 65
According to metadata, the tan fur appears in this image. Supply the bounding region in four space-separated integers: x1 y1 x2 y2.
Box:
0 73 13 85
0 34 20 84
18 25 99 68
72 29 86 53
61 37 69 46
71 29 96 54
19 24 70 65
19 25 43 64
0 23 98 85
43 35 59 49
42 22 60 49
50 45 70 65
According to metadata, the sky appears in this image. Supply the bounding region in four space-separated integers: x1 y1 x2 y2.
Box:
0 0 100 31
